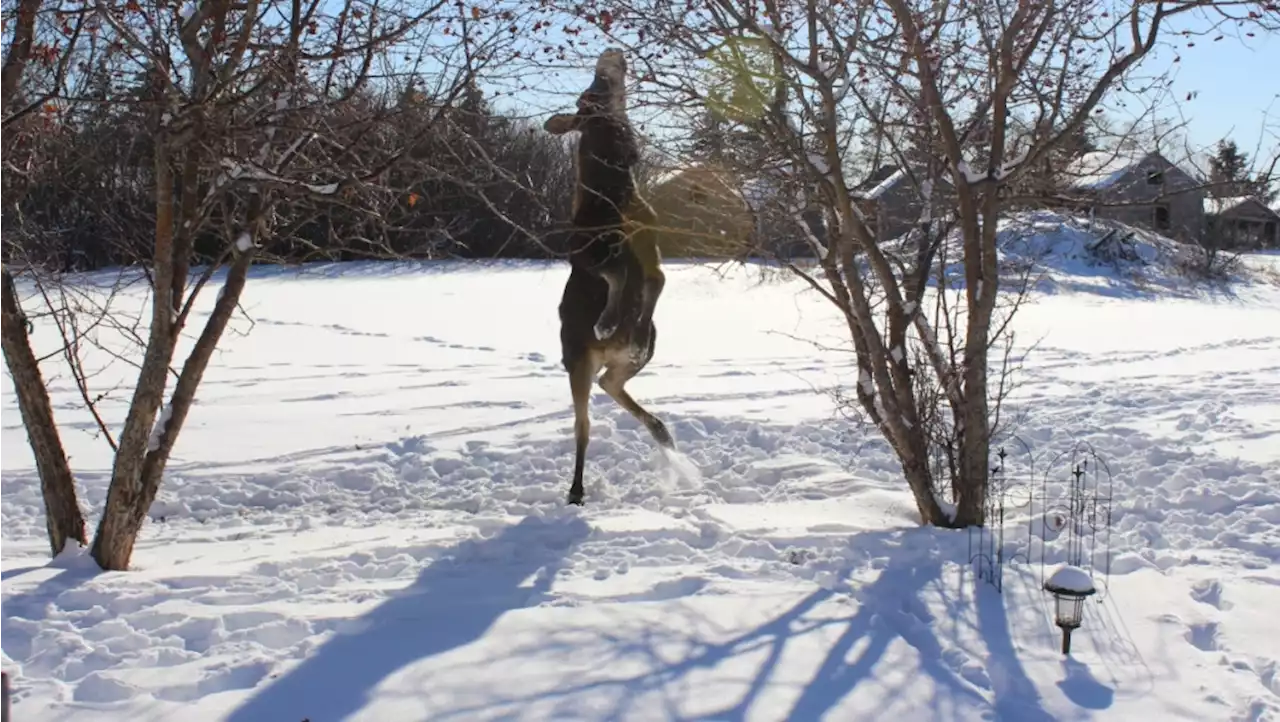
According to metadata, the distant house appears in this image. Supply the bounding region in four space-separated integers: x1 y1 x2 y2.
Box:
641 165 756 258
737 154 833 259
1061 150 1205 242
1205 196 1280 249
849 164 955 244
653 157 960 258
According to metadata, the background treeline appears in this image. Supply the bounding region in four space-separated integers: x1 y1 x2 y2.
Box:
3 74 576 272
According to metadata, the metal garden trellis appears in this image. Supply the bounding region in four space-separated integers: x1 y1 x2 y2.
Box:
967 437 1115 599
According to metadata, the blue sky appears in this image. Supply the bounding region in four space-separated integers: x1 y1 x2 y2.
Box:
489 10 1280 173
1125 17 1280 164
1166 34 1279 148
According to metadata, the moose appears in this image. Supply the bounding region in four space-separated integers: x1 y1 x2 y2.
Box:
544 48 674 506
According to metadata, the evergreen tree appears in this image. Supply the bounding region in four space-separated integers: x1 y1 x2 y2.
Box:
688 109 732 166
1209 139 1252 198
1014 118 1098 200
685 107 775 171
1254 166 1278 205
1209 139 1278 202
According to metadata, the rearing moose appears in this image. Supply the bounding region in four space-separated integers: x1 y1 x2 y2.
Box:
544 48 674 506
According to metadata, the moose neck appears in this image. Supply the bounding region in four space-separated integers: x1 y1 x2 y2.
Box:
572 114 640 224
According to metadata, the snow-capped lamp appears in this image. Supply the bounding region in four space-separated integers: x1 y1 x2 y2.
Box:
1043 564 1096 656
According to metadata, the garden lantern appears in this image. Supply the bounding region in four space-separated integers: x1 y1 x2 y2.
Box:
1043 564 1096 656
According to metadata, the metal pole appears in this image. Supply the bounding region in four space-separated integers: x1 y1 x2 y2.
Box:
1061 628 1073 656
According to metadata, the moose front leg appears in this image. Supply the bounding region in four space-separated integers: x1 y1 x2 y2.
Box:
593 266 628 341
626 222 665 353
630 269 665 353
588 231 637 342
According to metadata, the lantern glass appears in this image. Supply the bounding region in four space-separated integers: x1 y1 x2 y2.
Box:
1054 593 1086 628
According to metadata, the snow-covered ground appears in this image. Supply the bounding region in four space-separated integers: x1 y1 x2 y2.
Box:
4 217 1280 721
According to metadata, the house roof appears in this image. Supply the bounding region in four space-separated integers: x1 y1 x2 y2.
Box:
646 163 754 211
1206 196 1252 215
851 167 906 200
1207 195 1280 218
1063 149 1201 191
1063 150 1151 190
853 164 900 189
646 163 722 188
732 154 836 212
849 163 951 200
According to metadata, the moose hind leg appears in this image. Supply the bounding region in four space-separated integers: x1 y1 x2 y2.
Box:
567 355 598 505
599 363 674 449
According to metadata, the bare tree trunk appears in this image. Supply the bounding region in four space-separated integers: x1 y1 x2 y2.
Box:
91 107 179 571
0 0 41 111
901 446 948 526
90 193 260 571
949 197 1001 527
954 356 991 527
1 268 87 555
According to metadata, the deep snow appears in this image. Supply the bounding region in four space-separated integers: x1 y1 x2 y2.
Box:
3 215 1280 721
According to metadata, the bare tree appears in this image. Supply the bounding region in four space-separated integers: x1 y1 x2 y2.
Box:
3 0 90 556
557 0 1278 527
1 0 532 569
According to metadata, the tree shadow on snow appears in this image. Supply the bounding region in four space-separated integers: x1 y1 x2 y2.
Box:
973 575 1062 721
419 529 1068 722
780 557 992 722
225 513 590 722
699 536 1068 721
1 564 104 664
726 536 1060 721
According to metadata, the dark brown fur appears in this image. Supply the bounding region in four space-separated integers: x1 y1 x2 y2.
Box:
544 49 673 506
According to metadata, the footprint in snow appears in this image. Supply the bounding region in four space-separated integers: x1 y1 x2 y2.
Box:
1190 578 1232 610
1185 621 1221 652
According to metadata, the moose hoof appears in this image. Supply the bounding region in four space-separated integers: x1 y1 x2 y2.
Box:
594 321 618 341
631 330 651 353
567 492 585 506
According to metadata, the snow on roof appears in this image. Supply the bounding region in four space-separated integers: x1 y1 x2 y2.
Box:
646 166 685 187
1063 150 1149 191
1065 149 1207 192
755 153 829 179
734 154 833 211
803 152 830 177
851 168 906 200
1205 196 1258 216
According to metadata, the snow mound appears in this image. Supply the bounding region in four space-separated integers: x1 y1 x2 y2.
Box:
887 210 1265 297
994 211 1235 294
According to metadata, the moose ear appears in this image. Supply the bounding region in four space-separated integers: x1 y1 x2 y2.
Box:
543 114 581 135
